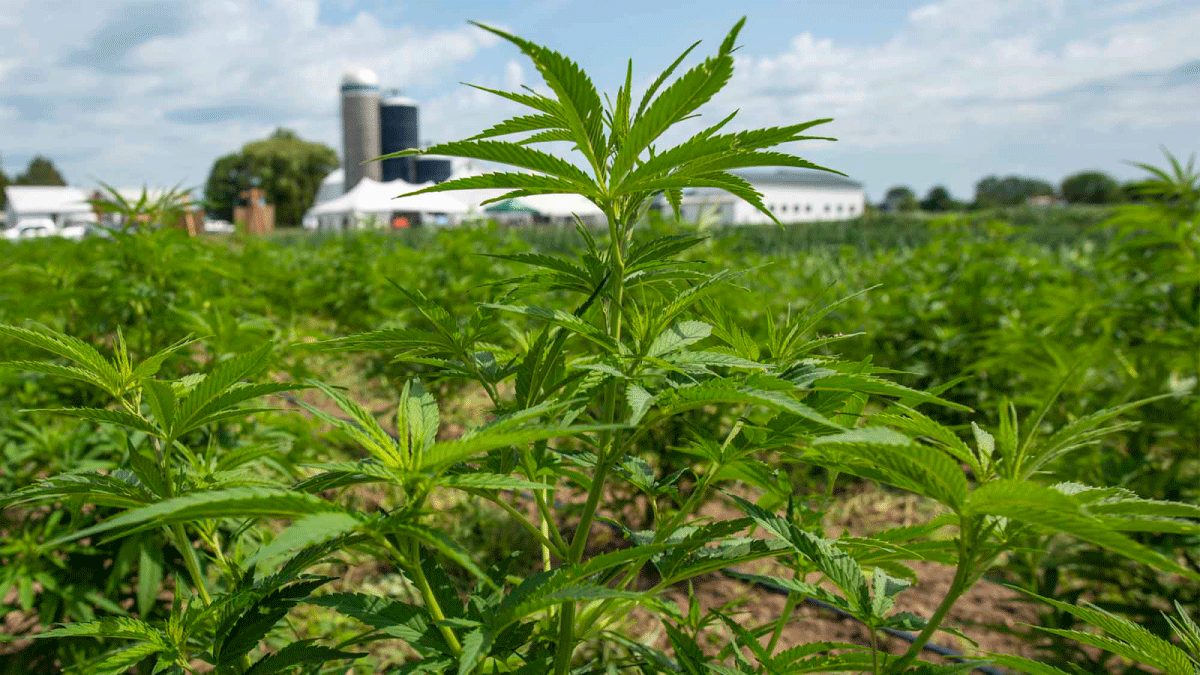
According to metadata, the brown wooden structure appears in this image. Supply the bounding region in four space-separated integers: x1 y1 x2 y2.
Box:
234 187 275 235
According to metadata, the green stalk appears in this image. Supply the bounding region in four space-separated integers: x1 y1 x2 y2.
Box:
576 411 747 636
409 540 463 656
886 524 975 673
871 629 880 675
481 490 564 558
767 587 803 654
170 524 212 606
534 490 571 554
554 206 627 675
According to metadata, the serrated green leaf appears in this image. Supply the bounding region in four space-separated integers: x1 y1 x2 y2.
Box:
305 380 404 469
655 379 842 431
244 639 364 675
810 428 970 511
398 378 439 466
420 425 616 472
647 321 712 358
33 616 164 642
482 303 622 353
967 481 1200 580
441 473 553 491
86 642 169 675
23 407 160 436
48 487 342 547
248 511 363 573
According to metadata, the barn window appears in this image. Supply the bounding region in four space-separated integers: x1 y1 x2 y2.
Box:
806 204 812 212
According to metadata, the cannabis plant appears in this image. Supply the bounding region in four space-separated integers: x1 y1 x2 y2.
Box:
3 17 1199 675
88 182 197 233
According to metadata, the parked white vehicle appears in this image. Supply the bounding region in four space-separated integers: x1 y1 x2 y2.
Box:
3 217 57 241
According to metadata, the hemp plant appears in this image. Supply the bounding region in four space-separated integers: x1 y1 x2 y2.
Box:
4 16 1200 675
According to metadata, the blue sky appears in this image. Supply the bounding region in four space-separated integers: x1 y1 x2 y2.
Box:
1 0 1197 202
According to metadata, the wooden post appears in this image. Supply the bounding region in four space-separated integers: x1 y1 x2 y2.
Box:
235 187 275 235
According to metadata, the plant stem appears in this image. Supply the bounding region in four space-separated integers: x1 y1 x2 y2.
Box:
170 524 212 606
871 628 880 675
886 527 974 673
534 490 571 554
553 206 627 675
541 511 553 573
409 540 463 656
481 490 564 558
768 587 802 654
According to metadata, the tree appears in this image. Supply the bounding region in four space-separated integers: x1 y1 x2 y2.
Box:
14 155 67 187
1060 170 1122 205
0 154 8 210
973 174 1054 208
920 185 960 212
882 185 917 211
203 128 339 225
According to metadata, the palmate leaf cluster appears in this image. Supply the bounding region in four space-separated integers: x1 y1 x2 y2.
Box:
381 18 839 231
2 16 1199 675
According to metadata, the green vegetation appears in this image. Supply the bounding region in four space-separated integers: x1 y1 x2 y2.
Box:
203 128 339 226
1 18 1198 675
12 155 68 187
0 155 8 209
1060 170 1123 205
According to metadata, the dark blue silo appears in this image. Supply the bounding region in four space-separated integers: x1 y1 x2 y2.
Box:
415 156 453 184
380 92 419 182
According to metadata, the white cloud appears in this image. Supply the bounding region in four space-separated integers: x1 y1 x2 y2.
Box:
0 0 1195 200
504 59 525 91
0 0 502 188
693 0 1199 195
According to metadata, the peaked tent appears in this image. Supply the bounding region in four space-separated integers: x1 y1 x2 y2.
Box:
480 192 604 225
308 177 468 231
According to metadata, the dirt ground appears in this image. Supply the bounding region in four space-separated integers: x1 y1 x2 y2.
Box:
588 482 1043 671
268 370 1050 670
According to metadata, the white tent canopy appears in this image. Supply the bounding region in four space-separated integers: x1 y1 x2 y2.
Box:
520 193 604 219
307 177 468 231
478 192 606 226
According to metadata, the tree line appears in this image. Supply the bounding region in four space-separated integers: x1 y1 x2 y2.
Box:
0 154 68 209
882 170 1143 213
4 136 1167 226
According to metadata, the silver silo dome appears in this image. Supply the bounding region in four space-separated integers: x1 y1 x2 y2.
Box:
340 68 382 192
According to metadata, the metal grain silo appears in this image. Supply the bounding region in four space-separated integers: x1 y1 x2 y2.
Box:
380 91 419 183
415 155 453 184
340 68 382 192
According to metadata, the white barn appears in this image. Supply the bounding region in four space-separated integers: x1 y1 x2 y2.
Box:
3 186 97 231
675 169 865 225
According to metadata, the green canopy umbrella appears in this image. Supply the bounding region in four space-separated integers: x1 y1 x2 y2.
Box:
484 198 541 214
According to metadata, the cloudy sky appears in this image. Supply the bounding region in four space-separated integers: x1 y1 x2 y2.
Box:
1 0 1197 201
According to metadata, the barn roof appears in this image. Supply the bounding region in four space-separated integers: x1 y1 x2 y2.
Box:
731 168 863 190
4 186 93 214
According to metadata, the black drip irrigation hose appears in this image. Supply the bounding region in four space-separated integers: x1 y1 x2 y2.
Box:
279 392 1007 674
